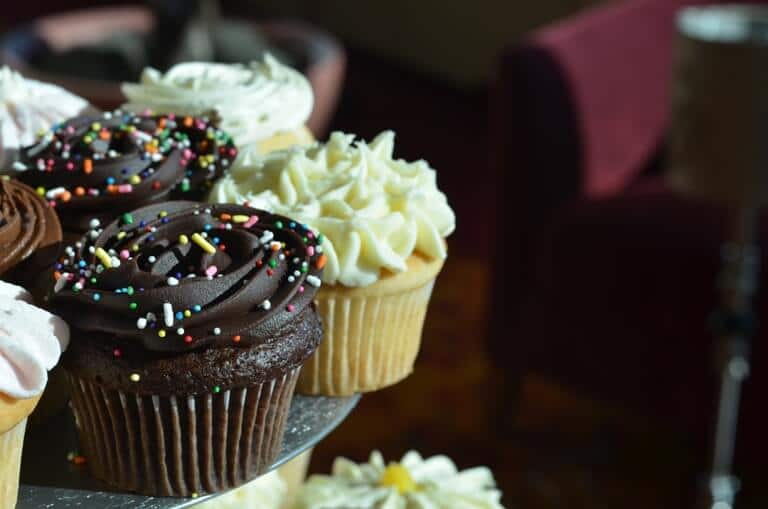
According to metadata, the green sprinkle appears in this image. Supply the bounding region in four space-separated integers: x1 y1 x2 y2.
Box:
121 213 134 225
275 221 284 229
212 386 221 394
126 286 135 296
90 277 97 284
180 179 191 192
129 302 138 310
317 233 324 244
268 259 278 268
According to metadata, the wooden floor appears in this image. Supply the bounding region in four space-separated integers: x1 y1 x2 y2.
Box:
307 49 767 509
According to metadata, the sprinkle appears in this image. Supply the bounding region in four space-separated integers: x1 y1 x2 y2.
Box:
260 300 271 310
92 293 101 302
220 213 232 221
167 277 179 286
233 335 241 343
212 386 221 394
260 231 274 244
191 233 216 254
192 304 202 313
137 317 147 329
94 247 112 268
205 266 218 277
72 455 87 466
129 373 141 382
184 335 193 344
129 175 141 185
184 309 192 318
298 285 305 293
176 328 185 335
243 215 259 228
121 213 134 225
147 256 157 264
163 302 174 327
113 349 121 357
178 234 189 245
213 327 221 335
275 220 284 229
286 304 295 312
117 184 133 194
83 159 93 174
129 302 138 310
158 329 166 338
119 249 130 260
307 246 315 256
316 254 327 269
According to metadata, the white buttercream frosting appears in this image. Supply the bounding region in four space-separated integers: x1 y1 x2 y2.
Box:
195 470 286 509
0 281 69 399
121 54 313 151
0 66 90 167
297 450 504 509
209 131 455 287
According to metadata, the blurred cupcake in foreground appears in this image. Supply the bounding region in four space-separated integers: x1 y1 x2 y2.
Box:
0 281 69 509
210 131 455 395
121 54 314 157
296 450 504 509
50 201 325 496
15 110 237 236
0 66 91 168
195 470 286 509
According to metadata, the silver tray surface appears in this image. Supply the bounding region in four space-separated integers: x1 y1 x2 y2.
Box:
18 394 359 508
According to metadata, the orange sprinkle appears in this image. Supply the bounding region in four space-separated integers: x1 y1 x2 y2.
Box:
83 159 93 174
183 116 193 127
74 186 86 196
271 243 280 252
220 213 232 221
233 335 241 343
158 118 167 128
73 455 87 465
316 254 327 269
59 191 72 203
106 185 117 194
53 271 62 280
99 130 111 140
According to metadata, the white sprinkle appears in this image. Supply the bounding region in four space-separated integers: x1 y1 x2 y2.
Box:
148 256 157 264
213 327 221 335
54 274 69 293
260 231 274 244
167 277 179 286
293 270 301 277
287 276 295 283
163 302 174 327
306 275 322 288
137 317 147 330
176 328 185 335
12 161 27 171
110 257 121 268
260 300 271 310
45 187 66 199
89 218 101 229
316 246 323 253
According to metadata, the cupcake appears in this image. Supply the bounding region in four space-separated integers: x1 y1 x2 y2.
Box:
14 110 237 237
296 450 504 509
0 66 91 168
121 54 314 157
209 131 455 395
0 281 69 509
196 469 286 509
49 201 325 496
0 176 63 298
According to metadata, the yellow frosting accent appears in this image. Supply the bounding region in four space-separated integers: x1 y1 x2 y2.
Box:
379 463 417 494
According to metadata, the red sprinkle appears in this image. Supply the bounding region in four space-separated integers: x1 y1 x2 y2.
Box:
184 335 193 344
113 348 122 357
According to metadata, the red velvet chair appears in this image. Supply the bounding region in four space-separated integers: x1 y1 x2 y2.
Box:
491 0 768 469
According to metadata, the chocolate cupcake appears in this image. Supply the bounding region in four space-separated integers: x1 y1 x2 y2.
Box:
49 201 324 496
15 111 237 237
0 177 62 294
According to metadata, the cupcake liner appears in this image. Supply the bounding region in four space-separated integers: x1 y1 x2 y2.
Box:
67 368 300 496
298 277 437 396
0 417 28 509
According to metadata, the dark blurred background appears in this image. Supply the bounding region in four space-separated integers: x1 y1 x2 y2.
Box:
4 1 768 508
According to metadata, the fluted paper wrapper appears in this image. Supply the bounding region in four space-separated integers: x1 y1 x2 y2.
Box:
0 418 27 509
66 368 300 496
298 278 437 396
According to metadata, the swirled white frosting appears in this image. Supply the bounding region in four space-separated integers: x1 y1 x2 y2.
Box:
209 131 455 286
0 66 90 167
196 470 286 509
296 450 504 509
121 54 313 150
0 281 69 399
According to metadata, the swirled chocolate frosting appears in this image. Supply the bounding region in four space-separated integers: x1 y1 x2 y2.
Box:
50 201 326 394
0 177 62 276
15 111 237 233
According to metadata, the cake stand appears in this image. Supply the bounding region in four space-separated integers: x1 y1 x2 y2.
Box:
17 394 360 508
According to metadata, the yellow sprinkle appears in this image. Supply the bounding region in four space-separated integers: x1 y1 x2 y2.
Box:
184 310 192 318
129 373 141 382
158 330 166 338
91 122 101 130
117 231 127 240
159 211 168 218
191 233 216 254
232 215 249 223
36 187 45 196
94 247 112 268
131 244 140 252
129 175 141 185
178 234 189 245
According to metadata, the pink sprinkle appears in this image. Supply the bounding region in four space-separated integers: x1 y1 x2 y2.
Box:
243 215 259 228
119 250 130 260
307 246 315 256
228 148 237 157
63 144 71 151
66 162 75 171
182 149 192 159
88 189 100 196
67 126 76 134
298 286 305 293
205 266 218 277
167 113 175 120
307 231 314 239
286 304 295 312
117 184 133 194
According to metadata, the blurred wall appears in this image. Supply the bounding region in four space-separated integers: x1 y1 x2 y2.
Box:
249 0 610 86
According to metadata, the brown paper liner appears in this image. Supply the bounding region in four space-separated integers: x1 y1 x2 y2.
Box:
66 368 300 496
298 277 437 396
0 417 28 509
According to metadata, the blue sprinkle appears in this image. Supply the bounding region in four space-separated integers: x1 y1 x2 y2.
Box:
212 237 220 245
106 177 116 185
192 305 202 313
161 217 169 224
203 224 212 231
93 293 101 301
175 311 184 320
289 222 296 228
175 272 182 279
139 221 147 227
78 260 87 268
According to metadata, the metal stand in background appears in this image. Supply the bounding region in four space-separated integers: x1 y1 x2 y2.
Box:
706 211 758 509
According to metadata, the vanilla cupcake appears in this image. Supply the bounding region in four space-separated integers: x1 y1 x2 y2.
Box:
0 281 69 508
121 54 314 157
296 451 504 509
210 131 455 395
0 66 91 168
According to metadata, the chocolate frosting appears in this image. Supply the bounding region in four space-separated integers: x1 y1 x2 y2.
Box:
51 201 326 395
0 177 62 276
16 111 237 233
